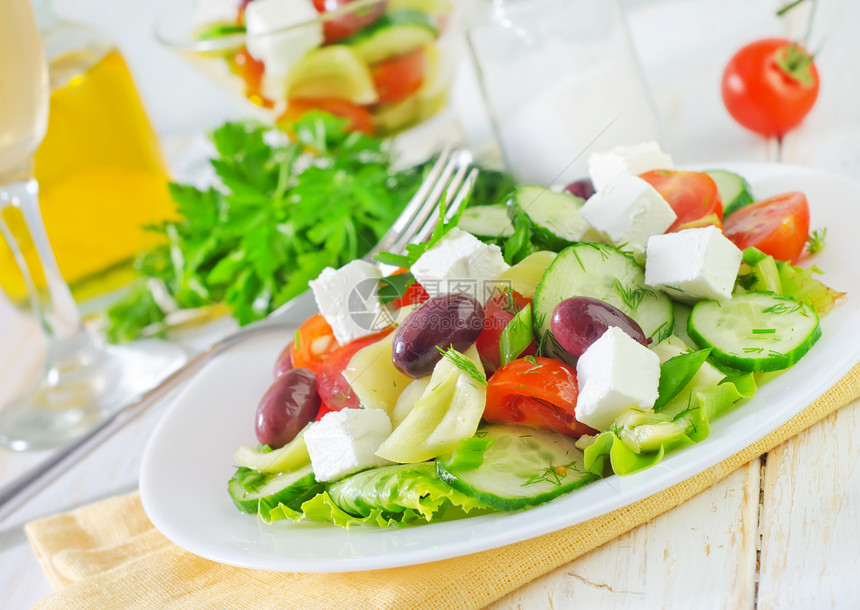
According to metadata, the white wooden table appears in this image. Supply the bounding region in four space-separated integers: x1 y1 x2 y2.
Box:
2 1 859 607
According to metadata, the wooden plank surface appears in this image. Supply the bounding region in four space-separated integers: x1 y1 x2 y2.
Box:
490 460 761 610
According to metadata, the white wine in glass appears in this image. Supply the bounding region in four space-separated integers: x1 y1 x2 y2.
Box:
0 0 186 451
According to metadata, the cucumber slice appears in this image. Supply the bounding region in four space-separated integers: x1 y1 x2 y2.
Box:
705 170 754 217
514 186 592 251
436 424 599 510
233 431 310 474
687 292 821 372
348 11 437 64
533 243 674 344
286 46 378 105
459 204 514 240
228 464 321 515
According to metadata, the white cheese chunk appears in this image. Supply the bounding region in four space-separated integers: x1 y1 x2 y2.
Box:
575 326 661 431
309 260 385 345
304 408 393 482
644 226 743 304
245 0 322 77
580 174 677 256
410 228 511 304
588 141 674 192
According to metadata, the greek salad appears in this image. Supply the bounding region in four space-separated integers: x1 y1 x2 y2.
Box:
227 142 845 528
191 0 455 135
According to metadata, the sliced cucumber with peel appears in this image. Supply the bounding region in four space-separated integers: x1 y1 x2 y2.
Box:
436 424 599 510
687 292 820 372
347 11 437 64
705 169 754 217
533 243 674 344
514 186 592 251
458 204 514 240
228 464 321 516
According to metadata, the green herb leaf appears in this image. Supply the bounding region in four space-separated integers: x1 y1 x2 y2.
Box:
499 303 534 366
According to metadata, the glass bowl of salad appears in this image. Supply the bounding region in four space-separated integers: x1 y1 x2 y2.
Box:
156 0 459 137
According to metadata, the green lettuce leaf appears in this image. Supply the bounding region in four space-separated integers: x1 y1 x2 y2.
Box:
736 247 845 314
583 373 756 477
265 463 492 528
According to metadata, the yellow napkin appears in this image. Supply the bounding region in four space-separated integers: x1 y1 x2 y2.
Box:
26 363 860 609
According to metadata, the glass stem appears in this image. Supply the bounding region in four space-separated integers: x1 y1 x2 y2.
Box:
1 179 88 355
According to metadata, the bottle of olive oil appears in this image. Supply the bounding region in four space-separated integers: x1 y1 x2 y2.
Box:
0 2 174 303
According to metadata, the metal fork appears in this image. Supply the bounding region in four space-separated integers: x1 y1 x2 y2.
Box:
0 147 478 522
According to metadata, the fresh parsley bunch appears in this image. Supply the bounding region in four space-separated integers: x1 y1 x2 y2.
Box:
106 113 425 342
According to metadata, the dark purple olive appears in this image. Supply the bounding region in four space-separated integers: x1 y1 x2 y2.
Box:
392 293 485 378
551 297 648 358
255 368 320 449
273 342 293 378
563 178 595 200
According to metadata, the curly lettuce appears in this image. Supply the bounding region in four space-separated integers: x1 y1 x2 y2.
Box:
265 463 492 528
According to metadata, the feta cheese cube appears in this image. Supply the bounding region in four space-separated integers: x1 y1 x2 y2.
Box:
645 226 743 304
304 408 393 482
580 175 677 256
245 0 323 77
309 260 386 345
588 142 674 192
410 228 511 304
575 326 660 431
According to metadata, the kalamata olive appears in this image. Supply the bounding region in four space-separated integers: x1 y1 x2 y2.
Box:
563 178 595 200
255 368 320 449
273 342 293 378
551 297 648 358
392 293 485 378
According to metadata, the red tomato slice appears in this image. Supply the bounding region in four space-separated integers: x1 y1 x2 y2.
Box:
721 38 819 138
280 97 375 135
231 48 274 109
639 170 723 232
316 330 391 411
475 291 535 373
290 313 340 374
484 357 594 437
371 48 426 105
312 0 387 44
723 192 810 262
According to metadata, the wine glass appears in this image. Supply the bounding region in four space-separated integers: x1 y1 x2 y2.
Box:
154 0 462 140
0 0 186 451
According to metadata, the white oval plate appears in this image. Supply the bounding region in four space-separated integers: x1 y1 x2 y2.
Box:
140 163 860 573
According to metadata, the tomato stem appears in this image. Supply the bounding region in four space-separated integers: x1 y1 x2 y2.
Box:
775 44 816 87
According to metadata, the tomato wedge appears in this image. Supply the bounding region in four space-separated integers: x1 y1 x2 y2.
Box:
312 0 387 44
484 357 594 437
475 291 535 373
316 330 390 410
723 191 810 262
639 170 723 232
289 313 340 374
371 48 426 105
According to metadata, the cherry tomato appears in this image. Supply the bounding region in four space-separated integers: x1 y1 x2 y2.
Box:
315 400 335 422
231 48 274 109
290 313 340 374
475 291 535 373
316 331 390 410
723 192 810 262
639 170 723 232
484 357 594 437
721 38 819 138
371 48 426 105
312 0 387 44
280 98 375 135
390 281 429 309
